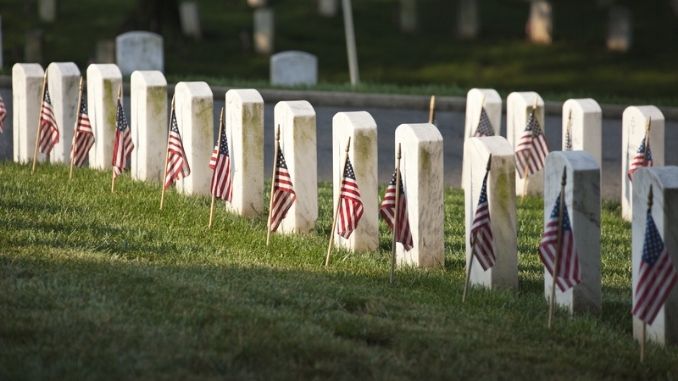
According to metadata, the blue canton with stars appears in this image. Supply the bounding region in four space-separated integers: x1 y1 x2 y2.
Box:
276 150 288 169
549 195 572 231
343 158 356 180
218 126 229 156
116 100 129 131
642 209 664 267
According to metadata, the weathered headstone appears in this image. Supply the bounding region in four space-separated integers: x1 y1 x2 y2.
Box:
254 8 274 55
543 151 601 314
457 0 479 39
131 70 167 183
526 0 552 44
399 0 417 32
394 123 444 268
0 16 4 69
507 91 546 196
179 1 201 39
562 98 602 167
464 136 518 289
318 0 338 17
12 63 44 163
632 167 678 346
607 6 632 52
115 31 164 76
46 62 80 164
622 106 664 221
95 40 116 63
25 30 43 63
270 51 318 87
462 88 502 190
225 89 264 217
87 64 122 170
174 82 213 196
332 111 378 252
38 0 56 22
274 101 317 234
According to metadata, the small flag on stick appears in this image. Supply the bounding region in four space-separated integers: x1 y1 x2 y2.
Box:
474 108 494 137
267 128 296 237
564 110 573 151
38 83 59 155
70 82 94 169
163 106 191 189
336 156 364 239
0 94 7 134
209 111 233 202
111 89 134 191
380 164 413 251
515 107 549 179
628 119 653 182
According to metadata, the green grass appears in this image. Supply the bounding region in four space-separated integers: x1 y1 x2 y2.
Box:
0 162 676 379
2 1 678 105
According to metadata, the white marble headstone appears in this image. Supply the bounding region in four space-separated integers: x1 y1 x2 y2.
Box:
254 8 274 55
507 91 546 196
115 31 164 76
562 98 602 167
174 82 213 196
332 111 378 252
46 62 80 164
179 1 201 39
0 16 4 69
622 106 664 222
270 51 318 86
394 123 444 268
462 88 502 190
87 64 122 170
607 6 632 52
38 0 56 22
457 0 479 39
12 63 44 164
274 101 317 234
225 89 264 217
318 0 338 17
400 0 417 32
543 151 601 315
464 136 518 289
527 0 552 44
632 167 678 346
131 70 167 183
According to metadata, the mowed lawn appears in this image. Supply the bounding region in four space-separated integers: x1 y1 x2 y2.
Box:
0 162 676 379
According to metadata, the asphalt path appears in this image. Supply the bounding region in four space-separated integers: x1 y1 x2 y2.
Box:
2 88 676 200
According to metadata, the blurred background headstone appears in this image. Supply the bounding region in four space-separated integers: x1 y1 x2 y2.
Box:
526 0 552 44
248 0 267 8
116 31 164 75
38 0 56 22
254 8 274 55
270 51 318 86
607 6 632 52
399 0 417 33
457 0 479 39
179 1 201 39
318 0 338 17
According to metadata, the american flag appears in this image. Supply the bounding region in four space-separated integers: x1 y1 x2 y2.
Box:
38 85 59 154
627 136 653 181
268 147 296 232
564 122 573 151
632 207 678 325
539 194 581 292
0 94 7 134
380 169 413 251
515 109 549 179
336 157 364 239
111 96 134 177
473 108 494 137
470 169 495 270
70 88 94 167
163 108 191 189
209 122 233 202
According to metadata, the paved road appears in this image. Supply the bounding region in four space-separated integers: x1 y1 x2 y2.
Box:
2 88 676 200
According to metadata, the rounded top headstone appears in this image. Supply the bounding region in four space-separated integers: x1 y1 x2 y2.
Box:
226 89 263 104
46 62 80 77
275 100 315 117
175 81 212 98
130 70 167 87
87 64 122 80
12 63 44 77
332 111 376 131
396 123 443 143
563 98 601 114
270 51 318 86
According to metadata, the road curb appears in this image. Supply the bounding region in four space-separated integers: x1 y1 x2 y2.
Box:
1 75 674 119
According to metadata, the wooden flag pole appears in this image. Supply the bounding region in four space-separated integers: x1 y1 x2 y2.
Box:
521 100 539 200
428 95 436 124
644 117 652 159
208 106 225 228
159 96 176 209
463 155 492 302
111 86 123 193
565 109 572 150
325 137 352 267
31 72 48 174
640 186 653 362
266 125 281 246
390 143 402 284
548 168 567 329
69 77 84 181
